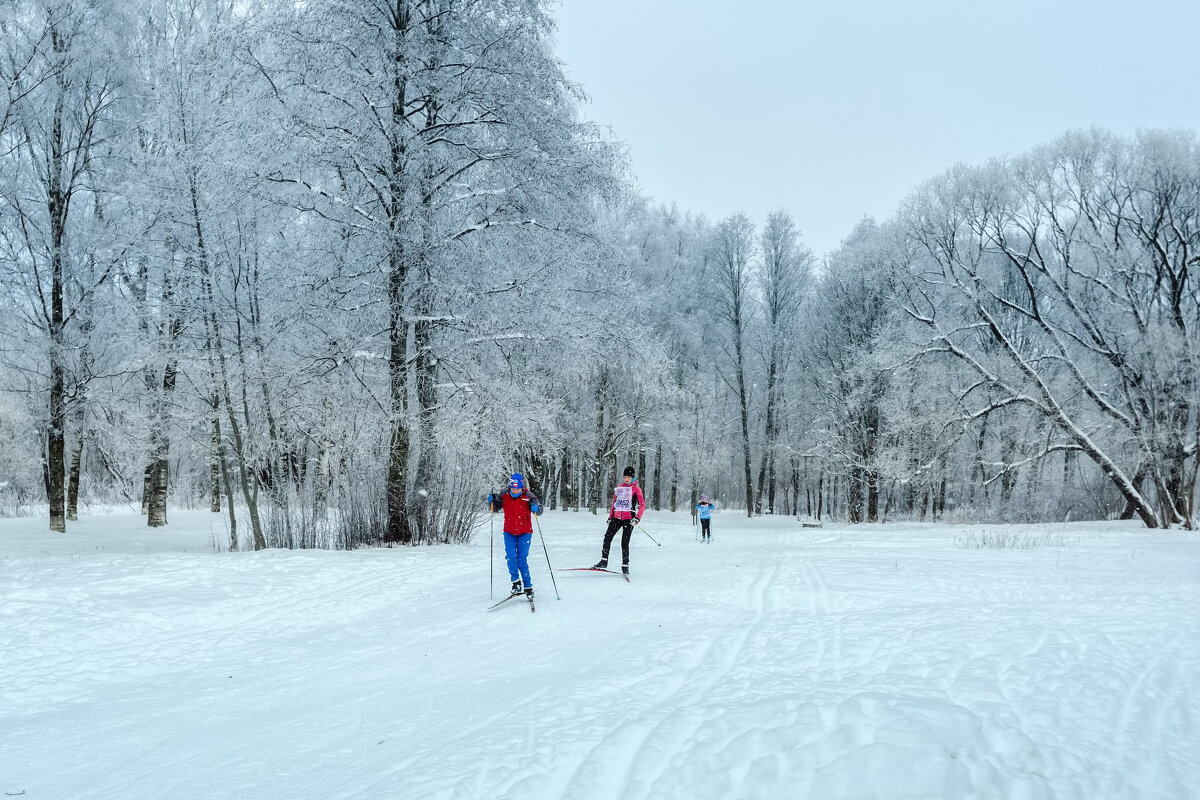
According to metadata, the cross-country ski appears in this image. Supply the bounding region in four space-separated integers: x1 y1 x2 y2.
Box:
486 592 525 611
558 566 631 582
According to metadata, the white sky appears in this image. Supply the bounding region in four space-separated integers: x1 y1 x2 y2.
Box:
551 0 1200 256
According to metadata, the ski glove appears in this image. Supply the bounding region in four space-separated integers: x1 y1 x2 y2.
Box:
531 502 542 515
630 517 639 525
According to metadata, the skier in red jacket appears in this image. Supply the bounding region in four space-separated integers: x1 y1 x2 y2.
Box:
488 472 542 597
593 465 643 576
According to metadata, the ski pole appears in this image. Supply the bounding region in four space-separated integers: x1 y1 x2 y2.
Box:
637 523 661 546
489 498 494 599
534 515 561 600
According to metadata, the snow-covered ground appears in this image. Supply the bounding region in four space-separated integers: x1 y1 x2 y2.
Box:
2 507 1197 799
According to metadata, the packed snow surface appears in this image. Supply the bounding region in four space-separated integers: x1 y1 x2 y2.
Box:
2 508 1197 799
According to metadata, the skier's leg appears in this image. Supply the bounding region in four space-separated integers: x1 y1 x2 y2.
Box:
516 533 533 588
599 517 621 561
620 521 633 567
503 532 521 582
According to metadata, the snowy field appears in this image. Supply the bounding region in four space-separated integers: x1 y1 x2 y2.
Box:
2 507 1198 800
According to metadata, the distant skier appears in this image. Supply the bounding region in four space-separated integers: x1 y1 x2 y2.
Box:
696 495 715 542
488 473 542 598
593 466 643 576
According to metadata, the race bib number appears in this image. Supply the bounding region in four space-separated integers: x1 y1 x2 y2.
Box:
613 485 633 512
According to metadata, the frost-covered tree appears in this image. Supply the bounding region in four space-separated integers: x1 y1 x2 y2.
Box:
800 219 899 522
709 213 757 516
753 210 811 514
0 0 127 531
899 129 1200 528
263 0 618 543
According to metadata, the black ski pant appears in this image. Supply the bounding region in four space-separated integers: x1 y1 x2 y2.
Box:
700 518 711 540
600 517 634 565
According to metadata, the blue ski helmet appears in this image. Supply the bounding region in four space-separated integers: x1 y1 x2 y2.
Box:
509 473 525 491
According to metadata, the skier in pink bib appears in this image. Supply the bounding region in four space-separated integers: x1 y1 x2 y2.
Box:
593 465 644 576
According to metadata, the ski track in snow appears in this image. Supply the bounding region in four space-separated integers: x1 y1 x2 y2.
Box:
553 559 785 800
1 512 1198 799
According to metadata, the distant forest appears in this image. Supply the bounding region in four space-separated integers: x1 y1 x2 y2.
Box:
3 1 1198 545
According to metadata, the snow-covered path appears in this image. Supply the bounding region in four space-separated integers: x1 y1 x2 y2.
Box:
2 509 1197 799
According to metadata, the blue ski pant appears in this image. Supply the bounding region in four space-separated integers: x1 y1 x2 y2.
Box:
504 531 533 587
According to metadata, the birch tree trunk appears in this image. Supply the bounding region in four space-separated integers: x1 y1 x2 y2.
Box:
669 448 679 512
212 411 238 550
386 257 411 542
652 442 663 510
146 264 182 528
314 425 334 516
44 33 69 533
865 401 880 522
66 431 82 521
209 407 222 513
589 372 610 515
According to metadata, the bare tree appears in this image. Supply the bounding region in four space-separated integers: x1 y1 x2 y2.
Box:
267 0 614 543
800 220 897 522
710 213 757 515
753 210 811 514
899 130 1200 528
1 1 122 531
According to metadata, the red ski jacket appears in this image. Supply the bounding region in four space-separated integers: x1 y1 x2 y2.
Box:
491 489 537 534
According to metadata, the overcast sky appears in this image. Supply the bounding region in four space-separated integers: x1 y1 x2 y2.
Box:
551 0 1200 256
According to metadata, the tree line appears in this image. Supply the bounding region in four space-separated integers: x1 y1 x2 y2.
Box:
2 1 1197 545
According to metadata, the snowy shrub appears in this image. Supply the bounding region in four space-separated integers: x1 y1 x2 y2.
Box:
954 530 1079 550
0 401 39 517
0 481 36 518
261 498 348 550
